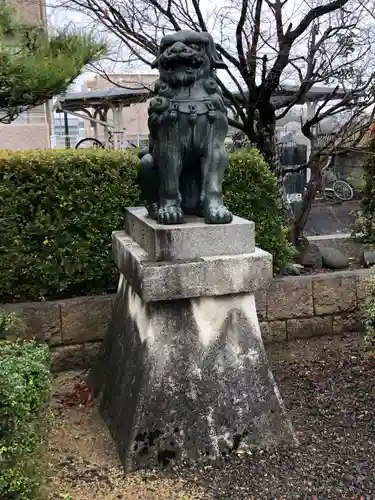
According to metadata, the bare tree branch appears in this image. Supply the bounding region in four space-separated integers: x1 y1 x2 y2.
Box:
55 0 375 239
236 0 251 80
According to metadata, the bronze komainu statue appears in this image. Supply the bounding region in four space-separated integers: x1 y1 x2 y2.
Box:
138 30 233 225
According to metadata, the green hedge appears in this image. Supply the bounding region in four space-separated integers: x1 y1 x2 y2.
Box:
0 148 292 302
0 149 140 302
224 148 293 269
352 138 375 242
0 329 52 499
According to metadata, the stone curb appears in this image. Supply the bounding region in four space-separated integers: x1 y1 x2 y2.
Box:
1 268 370 370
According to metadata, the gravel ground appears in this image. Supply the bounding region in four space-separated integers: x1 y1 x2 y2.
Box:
42 333 375 500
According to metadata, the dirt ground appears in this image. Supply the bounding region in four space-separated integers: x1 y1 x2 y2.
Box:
42 333 375 500
41 372 208 500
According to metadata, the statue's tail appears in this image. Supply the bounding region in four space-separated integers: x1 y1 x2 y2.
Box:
138 147 150 159
138 135 154 159
137 151 159 218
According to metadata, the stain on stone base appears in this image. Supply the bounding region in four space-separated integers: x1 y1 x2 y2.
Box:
89 275 295 471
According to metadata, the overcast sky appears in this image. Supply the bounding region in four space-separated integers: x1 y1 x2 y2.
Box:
46 0 375 99
46 0 302 90
47 0 235 89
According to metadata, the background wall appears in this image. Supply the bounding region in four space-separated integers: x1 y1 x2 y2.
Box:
2 269 369 371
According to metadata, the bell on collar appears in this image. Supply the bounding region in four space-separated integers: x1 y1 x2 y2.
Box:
188 104 197 124
169 102 179 122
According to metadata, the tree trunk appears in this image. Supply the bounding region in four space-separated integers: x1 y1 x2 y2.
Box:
292 162 320 245
292 153 330 245
256 103 295 235
256 103 279 173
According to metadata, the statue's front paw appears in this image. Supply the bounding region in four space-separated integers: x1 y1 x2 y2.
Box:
204 205 233 224
157 206 184 224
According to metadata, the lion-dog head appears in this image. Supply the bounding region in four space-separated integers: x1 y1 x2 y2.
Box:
151 30 227 87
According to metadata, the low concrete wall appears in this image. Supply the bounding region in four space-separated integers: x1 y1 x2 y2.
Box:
1 269 370 371
257 269 369 343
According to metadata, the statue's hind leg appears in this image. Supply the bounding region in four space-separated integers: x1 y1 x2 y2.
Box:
137 152 159 219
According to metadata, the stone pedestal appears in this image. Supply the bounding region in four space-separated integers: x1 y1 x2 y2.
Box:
89 208 295 472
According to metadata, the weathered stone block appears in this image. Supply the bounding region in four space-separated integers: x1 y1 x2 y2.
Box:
113 231 272 302
320 246 349 269
89 277 295 471
333 311 364 334
260 320 287 344
51 342 101 372
125 207 255 261
2 301 61 345
60 295 114 344
267 277 313 320
312 273 356 315
298 243 322 269
287 316 333 339
356 270 371 302
255 290 267 321
363 250 375 268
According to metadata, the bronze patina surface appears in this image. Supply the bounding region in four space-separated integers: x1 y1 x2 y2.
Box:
138 30 233 225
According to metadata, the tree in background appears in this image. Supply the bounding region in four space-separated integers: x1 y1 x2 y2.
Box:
293 95 375 243
0 1 106 123
56 0 373 163
352 132 375 244
55 0 375 243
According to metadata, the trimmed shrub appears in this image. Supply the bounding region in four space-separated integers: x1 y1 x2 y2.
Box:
0 147 291 302
0 309 25 340
224 148 294 269
0 149 140 302
0 336 52 499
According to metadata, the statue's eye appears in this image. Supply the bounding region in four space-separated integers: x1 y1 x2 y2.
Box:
189 43 200 51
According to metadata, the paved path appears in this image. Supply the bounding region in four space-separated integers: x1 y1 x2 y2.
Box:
304 200 360 236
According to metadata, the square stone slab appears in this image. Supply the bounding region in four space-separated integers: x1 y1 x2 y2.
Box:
112 231 272 302
124 207 255 261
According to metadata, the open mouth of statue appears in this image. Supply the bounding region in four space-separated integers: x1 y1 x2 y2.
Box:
161 57 203 72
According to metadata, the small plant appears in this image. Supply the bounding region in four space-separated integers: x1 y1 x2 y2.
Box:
364 268 375 353
0 339 52 499
0 309 25 339
347 172 365 196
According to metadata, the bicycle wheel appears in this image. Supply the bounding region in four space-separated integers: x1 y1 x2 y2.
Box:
333 180 354 201
75 137 105 149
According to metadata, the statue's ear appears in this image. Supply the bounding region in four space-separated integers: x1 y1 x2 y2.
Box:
208 38 227 70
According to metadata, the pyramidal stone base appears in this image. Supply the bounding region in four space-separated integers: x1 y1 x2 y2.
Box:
89 208 296 471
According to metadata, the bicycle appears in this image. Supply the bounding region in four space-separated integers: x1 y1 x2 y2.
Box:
75 137 105 149
75 129 137 150
318 164 354 202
